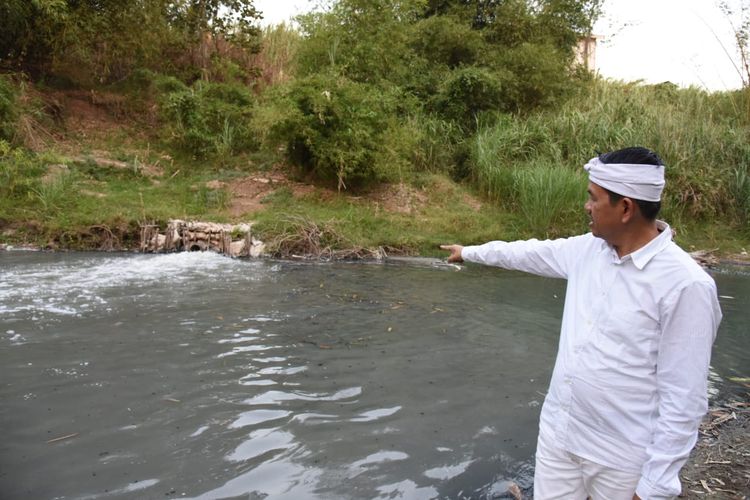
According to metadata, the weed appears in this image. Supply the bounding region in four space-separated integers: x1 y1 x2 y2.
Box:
31 170 78 221
513 165 587 238
0 75 18 141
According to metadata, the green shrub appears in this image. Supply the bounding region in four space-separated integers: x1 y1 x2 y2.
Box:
161 81 257 160
489 42 578 113
409 15 482 68
469 80 750 224
732 164 750 221
0 141 45 201
434 66 507 130
512 165 586 237
272 73 402 189
31 169 78 220
406 114 470 179
0 76 18 141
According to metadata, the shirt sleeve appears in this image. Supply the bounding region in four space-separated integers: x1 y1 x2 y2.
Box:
636 280 722 499
460 235 588 279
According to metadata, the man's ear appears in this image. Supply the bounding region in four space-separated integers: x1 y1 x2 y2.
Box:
621 197 635 223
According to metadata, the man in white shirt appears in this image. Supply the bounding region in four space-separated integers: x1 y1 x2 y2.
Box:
441 147 722 500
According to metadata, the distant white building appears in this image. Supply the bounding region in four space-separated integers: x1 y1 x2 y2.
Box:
575 35 600 71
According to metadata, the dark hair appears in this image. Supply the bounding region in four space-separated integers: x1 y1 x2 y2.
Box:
598 146 662 221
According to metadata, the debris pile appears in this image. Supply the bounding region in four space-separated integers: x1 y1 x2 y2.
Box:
680 394 750 498
689 249 720 268
140 220 265 258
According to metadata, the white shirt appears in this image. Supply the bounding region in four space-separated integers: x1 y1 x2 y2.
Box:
461 221 722 499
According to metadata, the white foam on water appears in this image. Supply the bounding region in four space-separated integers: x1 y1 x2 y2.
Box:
0 252 259 318
77 478 160 499
423 458 474 480
350 450 409 470
350 406 401 423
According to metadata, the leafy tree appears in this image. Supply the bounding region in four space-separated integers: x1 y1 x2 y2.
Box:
0 0 263 84
272 72 403 189
167 0 262 51
296 0 426 84
0 0 69 74
409 14 483 68
434 66 506 128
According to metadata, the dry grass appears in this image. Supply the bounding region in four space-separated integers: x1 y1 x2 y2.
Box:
681 393 750 498
265 215 385 260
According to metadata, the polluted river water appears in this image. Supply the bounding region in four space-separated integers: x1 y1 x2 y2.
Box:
0 251 747 499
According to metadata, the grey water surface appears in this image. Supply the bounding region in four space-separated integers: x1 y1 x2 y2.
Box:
0 252 747 500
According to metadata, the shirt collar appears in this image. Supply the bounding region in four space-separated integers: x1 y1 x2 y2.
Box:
609 220 673 270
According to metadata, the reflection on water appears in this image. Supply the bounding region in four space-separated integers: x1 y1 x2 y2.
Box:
0 252 747 499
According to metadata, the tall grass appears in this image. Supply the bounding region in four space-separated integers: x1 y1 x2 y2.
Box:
513 166 586 237
252 23 302 89
470 80 750 229
31 170 77 220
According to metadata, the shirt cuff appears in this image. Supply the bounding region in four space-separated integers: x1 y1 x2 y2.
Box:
460 245 477 262
635 476 673 500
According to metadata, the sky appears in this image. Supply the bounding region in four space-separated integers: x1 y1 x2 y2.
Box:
253 0 746 91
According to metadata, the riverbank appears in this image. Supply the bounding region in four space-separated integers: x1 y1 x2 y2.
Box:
682 391 750 499
2 80 750 261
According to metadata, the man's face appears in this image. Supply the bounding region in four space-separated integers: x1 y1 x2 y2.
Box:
584 182 622 242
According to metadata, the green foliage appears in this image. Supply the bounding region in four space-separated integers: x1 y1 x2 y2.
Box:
0 0 69 72
189 185 230 212
403 114 467 176
0 77 19 141
732 164 750 220
1 1 262 86
161 81 257 160
409 15 482 68
434 66 506 129
254 23 302 88
489 42 580 112
512 165 586 237
168 0 262 51
272 73 404 189
0 141 45 203
469 80 750 226
296 0 426 84
31 169 78 220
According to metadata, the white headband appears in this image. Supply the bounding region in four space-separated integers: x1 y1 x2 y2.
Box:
583 157 665 202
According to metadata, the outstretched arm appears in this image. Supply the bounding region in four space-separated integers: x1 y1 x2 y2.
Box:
440 235 590 279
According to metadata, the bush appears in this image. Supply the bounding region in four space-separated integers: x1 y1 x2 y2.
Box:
0 141 47 211
0 76 18 141
161 81 257 160
512 165 586 237
489 42 579 113
469 80 750 225
732 164 750 221
434 66 507 130
409 15 483 68
272 73 403 189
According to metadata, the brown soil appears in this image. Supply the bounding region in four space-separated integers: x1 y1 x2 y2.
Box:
225 173 474 219
368 183 430 214
227 170 317 217
52 91 133 149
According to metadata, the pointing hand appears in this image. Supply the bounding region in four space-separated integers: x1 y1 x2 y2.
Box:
440 244 464 263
